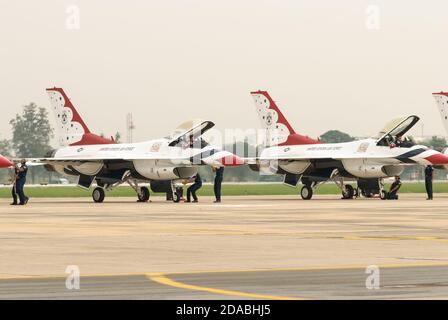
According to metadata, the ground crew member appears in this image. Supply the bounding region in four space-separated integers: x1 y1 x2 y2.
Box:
213 167 224 203
386 176 402 200
425 165 434 200
11 159 29 206
186 173 202 203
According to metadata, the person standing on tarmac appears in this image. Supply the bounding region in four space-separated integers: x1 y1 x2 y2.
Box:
213 167 224 203
425 165 434 200
11 159 29 206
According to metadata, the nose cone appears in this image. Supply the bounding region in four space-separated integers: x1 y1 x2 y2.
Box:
0 155 13 168
217 154 246 167
424 153 448 165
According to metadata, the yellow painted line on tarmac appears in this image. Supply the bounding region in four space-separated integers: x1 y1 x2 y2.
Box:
146 273 303 300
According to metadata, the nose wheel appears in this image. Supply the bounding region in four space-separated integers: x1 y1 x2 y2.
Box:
331 170 356 200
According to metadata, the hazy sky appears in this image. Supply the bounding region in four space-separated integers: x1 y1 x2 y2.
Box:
1 0 448 146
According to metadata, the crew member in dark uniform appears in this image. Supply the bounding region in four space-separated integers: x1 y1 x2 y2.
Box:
386 176 402 200
186 173 202 203
213 167 224 203
425 165 434 200
11 159 29 206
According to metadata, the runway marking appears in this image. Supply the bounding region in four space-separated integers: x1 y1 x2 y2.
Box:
146 273 303 300
1 262 448 281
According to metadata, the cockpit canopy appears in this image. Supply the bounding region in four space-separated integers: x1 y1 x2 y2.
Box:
168 119 215 147
376 115 419 146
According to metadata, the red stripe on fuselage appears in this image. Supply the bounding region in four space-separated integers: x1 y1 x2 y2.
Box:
69 133 116 146
279 133 321 146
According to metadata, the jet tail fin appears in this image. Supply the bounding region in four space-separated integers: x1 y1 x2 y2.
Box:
250 91 320 146
432 92 448 135
46 88 116 147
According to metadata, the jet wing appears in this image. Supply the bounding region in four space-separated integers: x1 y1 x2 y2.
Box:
257 147 448 165
28 154 193 165
28 149 244 167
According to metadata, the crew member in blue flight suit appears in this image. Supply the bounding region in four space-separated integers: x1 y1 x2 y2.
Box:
425 165 434 200
11 159 29 206
213 167 224 203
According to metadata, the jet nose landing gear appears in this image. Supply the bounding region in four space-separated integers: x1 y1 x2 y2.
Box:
137 186 151 202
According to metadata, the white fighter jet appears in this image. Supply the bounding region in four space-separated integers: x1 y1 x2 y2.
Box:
30 88 244 203
249 90 448 200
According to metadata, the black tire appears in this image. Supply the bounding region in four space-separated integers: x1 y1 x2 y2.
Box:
300 185 313 200
138 187 150 202
342 184 355 199
380 190 387 200
173 191 181 203
361 190 373 198
92 187 105 203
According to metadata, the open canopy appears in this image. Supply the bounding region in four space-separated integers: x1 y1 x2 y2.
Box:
376 115 420 144
168 119 215 147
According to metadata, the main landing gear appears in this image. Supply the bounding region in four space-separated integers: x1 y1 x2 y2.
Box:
299 180 323 200
299 170 358 201
92 187 106 203
92 183 151 203
300 185 313 200
92 173 151 203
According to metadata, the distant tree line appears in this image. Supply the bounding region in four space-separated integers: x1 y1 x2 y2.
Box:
0 103 54 184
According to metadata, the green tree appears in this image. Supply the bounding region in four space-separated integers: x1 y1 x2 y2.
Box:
319 130 355 143
421 136 447 152
115 132 122 143
10 103 54 184
10 103 54 157
0 138 12 183
0 139 12 157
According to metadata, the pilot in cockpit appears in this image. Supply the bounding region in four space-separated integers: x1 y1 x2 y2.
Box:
180 135 194 149
395 135 403 147
386 134 404 148
179 135 209 149
389 134 414 148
